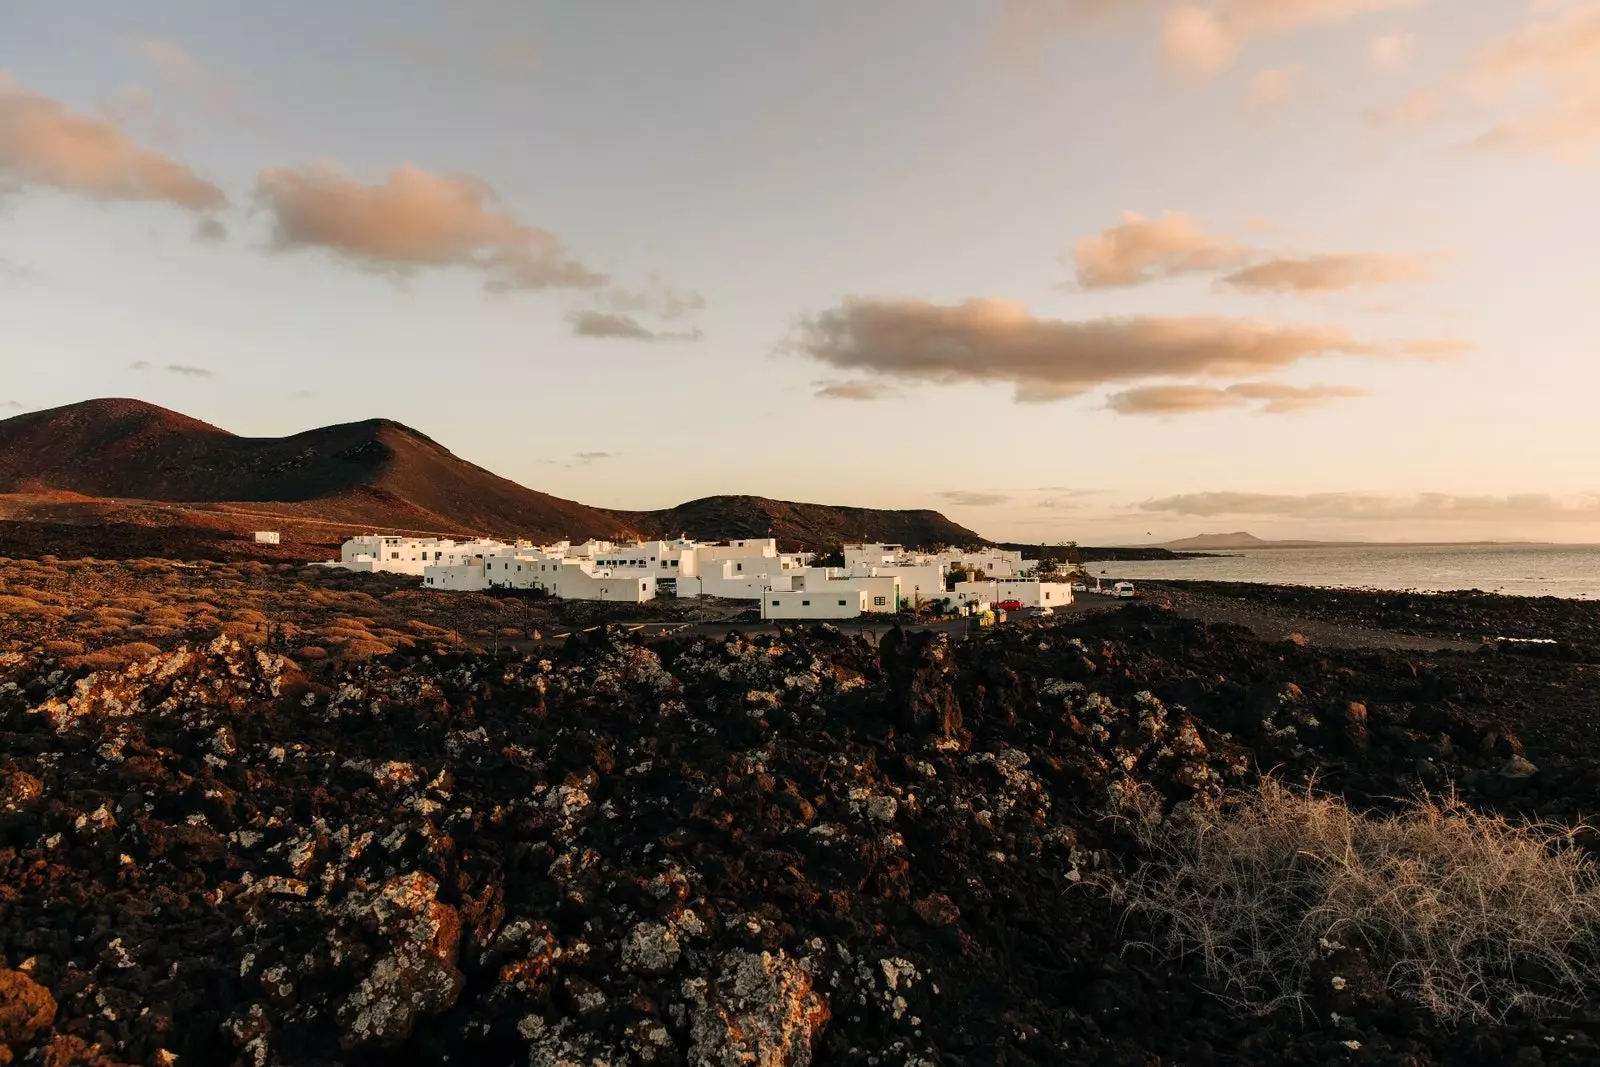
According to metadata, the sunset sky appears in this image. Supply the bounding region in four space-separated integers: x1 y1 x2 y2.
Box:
4 1 1599 543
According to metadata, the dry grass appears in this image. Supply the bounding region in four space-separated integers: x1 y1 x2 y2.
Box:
1119 779 1600 1021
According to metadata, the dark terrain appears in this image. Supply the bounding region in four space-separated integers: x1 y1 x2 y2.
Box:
619 496 980 551
0 400 982 552
1143 580 1600 647
1 569 1598 1064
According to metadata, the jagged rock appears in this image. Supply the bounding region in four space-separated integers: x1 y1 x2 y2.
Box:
0 968 55 1047
622 921 681 975
335 873 464 1048
684 950 828 1067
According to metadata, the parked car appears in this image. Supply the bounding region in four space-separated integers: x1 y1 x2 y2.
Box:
1111 582 1138 599
1035 606 1054 617
994 599 1024 611
1070 581 1088 593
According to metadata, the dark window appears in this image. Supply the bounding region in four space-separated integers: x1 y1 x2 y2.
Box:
772 600 781 606
838 599 847 606
802 600 810 606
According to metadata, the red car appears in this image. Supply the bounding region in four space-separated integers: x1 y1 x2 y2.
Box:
994 599 1024 611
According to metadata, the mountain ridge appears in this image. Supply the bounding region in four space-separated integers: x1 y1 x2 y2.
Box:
0 399 983 550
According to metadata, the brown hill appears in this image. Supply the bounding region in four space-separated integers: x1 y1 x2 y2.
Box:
0 400 984 552
0 398 632 541
615 495 983 549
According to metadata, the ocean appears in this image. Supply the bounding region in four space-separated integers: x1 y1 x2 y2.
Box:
1088 544 1600 600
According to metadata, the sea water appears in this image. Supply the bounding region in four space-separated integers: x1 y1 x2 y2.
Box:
1091 544 1600 600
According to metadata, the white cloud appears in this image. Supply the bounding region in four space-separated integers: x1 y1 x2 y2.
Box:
1370 32 1415 70
1248 65 1302 111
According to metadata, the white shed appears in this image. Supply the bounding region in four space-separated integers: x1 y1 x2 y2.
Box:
252 531 281 544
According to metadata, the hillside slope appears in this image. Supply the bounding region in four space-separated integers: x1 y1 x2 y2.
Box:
616 494 983 549
0 399 632 540
0 401 984 550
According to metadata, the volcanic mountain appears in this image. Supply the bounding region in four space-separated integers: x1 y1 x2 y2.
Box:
615 495 979 549
0 399 983 549
0 398 632 540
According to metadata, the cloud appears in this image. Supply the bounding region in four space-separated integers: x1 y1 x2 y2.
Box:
1106 381 1365 416
568 310 702 342
125 38 202 79
1381 2 1600 160
1370 32 1415 69
193 216 226 243
1 400 22 410
1071 210 1253 288
1035 497 1083 510
129 360 212 378
1070 210 1437 294
0 73 225 210
1248 65 1301 111
788 297 1432 403
1221 253 1431 292
601 280 706 320
1224 380 1368 412
254 163 605 291
987 0 1164 67
1141 491 1600 522
812 379 897 401
1163 0 1424 76
0 257 40 284
573 451 617 465
121 37 252 126
939 491 1013 507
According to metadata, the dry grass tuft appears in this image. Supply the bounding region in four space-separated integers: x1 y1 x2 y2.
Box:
1120 779 1600 1021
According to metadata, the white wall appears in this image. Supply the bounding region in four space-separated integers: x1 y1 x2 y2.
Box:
761 587 866 620
951 580 1075 608
424 563 487 590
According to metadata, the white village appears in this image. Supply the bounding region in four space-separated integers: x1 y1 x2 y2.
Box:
316 534 1081 619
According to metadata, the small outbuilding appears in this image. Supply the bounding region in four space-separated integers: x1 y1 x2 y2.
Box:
252 531 281 545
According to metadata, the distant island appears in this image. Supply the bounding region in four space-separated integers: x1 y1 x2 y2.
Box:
1152 531 1551 551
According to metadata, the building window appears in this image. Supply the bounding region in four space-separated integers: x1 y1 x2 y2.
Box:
390 553 400 560
874 596 887 606
772 600 780 606
838 599 847 606
671 560 679 567
736 563 743 572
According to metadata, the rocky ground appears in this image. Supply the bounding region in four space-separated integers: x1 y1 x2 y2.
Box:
0 600 1598 1065
1144 581 1600 648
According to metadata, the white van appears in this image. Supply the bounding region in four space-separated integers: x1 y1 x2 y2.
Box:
1111 581 1138 599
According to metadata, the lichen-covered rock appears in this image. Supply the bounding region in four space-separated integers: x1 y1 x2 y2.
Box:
684 950 828 1067
622 921 681 975
334 872 464 1048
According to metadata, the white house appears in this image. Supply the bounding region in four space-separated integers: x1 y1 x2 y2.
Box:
946 580 1074 609
252 531 280 545
762 587 868 620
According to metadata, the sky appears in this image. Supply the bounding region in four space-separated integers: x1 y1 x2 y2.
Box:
3 0 1599 544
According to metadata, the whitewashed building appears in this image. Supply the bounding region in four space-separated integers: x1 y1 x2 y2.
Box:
761 587 869 620
945 580 1074 610
252 531 280 545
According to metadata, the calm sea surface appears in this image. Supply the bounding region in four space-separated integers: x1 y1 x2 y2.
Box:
1090 544 1600 600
